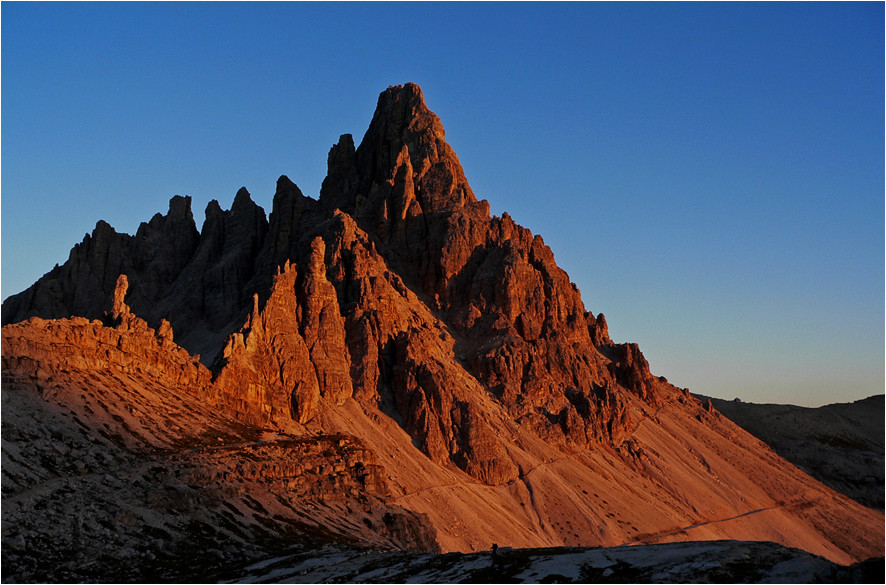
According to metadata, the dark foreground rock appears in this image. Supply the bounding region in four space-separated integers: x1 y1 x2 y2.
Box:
217 540 883 584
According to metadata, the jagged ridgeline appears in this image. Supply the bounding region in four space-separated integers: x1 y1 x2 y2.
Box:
2 83 659 483
2 84 882 569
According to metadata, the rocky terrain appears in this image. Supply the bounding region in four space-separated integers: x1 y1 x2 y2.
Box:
1 308 437 582
2 83 883 582
219 540 884 583
704 394 885 510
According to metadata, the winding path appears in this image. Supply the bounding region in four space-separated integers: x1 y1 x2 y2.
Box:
623 492 836 547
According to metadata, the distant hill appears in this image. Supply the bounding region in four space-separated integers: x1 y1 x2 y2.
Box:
702 395 884 510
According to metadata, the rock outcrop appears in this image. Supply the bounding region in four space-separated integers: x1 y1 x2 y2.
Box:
2 83 883 579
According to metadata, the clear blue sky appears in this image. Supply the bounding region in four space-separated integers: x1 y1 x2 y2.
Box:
2 2 883 407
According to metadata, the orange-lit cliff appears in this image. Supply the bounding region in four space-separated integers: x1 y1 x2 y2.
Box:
2 84 882 581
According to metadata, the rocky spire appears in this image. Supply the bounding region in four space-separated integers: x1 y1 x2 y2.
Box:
111 274 131 322
320 83 477 225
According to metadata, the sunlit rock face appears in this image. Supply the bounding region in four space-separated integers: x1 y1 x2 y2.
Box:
3 83 660 477
2 84 883 581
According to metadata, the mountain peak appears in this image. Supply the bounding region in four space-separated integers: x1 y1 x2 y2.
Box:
2 84 884 576
387 82 425 98
361 82 446 165
320 83 475 222
372 83 439 139
380 82 428 111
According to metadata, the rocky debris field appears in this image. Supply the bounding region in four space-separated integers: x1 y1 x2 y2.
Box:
0 377 436 583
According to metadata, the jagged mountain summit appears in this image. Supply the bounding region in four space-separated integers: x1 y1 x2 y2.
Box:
3 83 641 472
2 83 882 581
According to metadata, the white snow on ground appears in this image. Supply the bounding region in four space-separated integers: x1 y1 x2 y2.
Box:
512 552 587 581
222 539 863 583
406 555 491 583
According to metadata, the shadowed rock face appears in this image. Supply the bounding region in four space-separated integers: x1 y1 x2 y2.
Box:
704 394 885 510
1 189 267 364
2 84 883 576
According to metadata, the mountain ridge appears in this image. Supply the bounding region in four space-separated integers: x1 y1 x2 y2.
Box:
2 83 882 580
2 83 650 469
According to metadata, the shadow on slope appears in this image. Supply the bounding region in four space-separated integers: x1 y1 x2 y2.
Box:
701 395 884 510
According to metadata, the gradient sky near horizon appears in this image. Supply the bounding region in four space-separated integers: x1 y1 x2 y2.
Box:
2 2 883 407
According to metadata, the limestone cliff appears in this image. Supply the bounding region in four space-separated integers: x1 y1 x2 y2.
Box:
2 84 883 579
3 84 661 483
